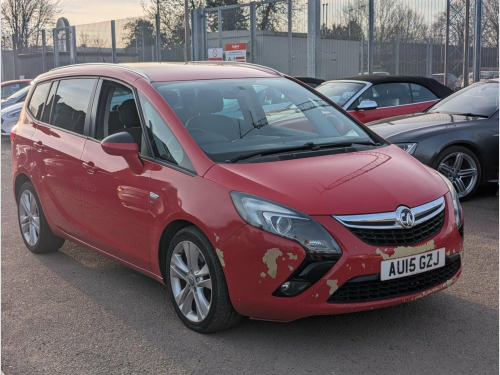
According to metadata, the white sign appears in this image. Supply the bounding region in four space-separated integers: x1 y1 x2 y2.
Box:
208 48 223 61
225 50 246 62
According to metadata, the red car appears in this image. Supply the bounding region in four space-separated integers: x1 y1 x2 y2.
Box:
12 63 463 332
316 76 453 123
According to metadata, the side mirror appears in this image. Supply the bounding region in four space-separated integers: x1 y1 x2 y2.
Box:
357 100 378 110
101 131 144 174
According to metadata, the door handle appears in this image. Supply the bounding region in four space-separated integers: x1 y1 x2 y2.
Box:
33 141 44 152
82 161 97 174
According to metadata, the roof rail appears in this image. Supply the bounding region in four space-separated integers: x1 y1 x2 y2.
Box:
47 63 152 82
186 61 284 77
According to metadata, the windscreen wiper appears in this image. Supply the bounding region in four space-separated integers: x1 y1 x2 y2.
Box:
227 140 382 163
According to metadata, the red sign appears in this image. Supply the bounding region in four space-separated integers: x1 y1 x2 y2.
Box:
225 43 247 51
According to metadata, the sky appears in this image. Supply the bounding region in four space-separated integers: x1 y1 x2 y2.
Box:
62 0 146 26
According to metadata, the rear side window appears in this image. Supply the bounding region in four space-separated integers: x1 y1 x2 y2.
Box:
27 82 51 121
410 84 438 103
49 79 96 135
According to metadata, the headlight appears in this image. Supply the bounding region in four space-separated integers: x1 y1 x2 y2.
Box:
231 191 342 254
395 142 418 155
437 171 463 229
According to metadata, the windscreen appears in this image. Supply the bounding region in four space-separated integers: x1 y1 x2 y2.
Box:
154 77 377 163
429 82 499 117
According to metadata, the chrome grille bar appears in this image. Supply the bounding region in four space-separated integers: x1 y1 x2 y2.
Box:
333 196 445 230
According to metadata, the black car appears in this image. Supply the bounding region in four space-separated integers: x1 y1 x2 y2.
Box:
369 79 499 200
294 76 325 88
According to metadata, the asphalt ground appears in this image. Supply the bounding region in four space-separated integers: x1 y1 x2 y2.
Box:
1 137 498 374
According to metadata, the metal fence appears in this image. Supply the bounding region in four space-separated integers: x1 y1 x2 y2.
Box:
2 0 498 89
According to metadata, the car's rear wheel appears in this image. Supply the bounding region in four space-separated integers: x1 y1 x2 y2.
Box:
434 146 481 200
166 226 241 333
17 181 65 253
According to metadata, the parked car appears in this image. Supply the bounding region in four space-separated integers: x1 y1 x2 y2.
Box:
12 62 463 332
1 79 31 99
294 76 325 88
316 75 452 123
1 101 23 136
369 79 499 200
1 85 31 109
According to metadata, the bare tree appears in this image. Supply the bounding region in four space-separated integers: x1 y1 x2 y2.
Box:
1 0 63 51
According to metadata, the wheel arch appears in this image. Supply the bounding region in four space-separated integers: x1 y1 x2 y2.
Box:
14 173 32 201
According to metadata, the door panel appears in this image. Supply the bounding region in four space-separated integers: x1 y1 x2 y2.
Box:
350 101 437 123
31 123 87 238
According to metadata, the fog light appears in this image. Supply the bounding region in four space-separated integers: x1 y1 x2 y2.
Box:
276 280 311 297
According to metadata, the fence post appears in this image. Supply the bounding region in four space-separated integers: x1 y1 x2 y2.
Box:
287 0 293 74
192 8 205 61
462 0 470 87
307 0 320 78
368 0 374 75
250 3 256 64
395 38 400 75
70 26 77 64
184 0 190 62
218 8 223 48
444 0 450 86
12 34 19 79
360 36 364 75
42 30 47 72
155 13 161 62
53 29 60 68
111 20 117 63
141 23 146 61
473 0 482 82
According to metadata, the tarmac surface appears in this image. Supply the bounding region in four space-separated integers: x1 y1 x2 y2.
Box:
1 137 498 374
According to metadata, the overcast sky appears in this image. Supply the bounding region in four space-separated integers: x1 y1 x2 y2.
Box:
62 0 145 26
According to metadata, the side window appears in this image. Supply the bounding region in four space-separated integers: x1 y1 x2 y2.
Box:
95 81 137 141
348 86 377 110
49 78 96 135
410 83 438 103
138 92 194 172
371 83 412 108
27 82 51 121
41 81 58 124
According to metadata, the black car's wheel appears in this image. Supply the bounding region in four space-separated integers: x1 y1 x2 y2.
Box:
17 181 65 253
166 226 241 333
433 146 481 200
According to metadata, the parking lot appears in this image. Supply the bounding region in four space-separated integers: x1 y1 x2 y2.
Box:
1 136 498 374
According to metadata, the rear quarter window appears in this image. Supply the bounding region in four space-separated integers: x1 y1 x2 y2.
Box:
27 82 51 120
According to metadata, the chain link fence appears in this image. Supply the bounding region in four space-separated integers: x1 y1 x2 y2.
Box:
2 0 498 88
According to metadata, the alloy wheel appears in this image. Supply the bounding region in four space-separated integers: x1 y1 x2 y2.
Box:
169 241 212 322
437 151 478 199
19 190 40 246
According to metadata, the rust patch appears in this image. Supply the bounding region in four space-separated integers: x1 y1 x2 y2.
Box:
376 240 436 260
288 265 294 271
214 232 220 243
260 272 267 279
262 248 283 279
216 248 225 268
362 263 366 269
326 280 339 295
287 253 298 260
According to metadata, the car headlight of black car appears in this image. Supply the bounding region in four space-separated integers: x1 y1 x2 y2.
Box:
395 142 418 155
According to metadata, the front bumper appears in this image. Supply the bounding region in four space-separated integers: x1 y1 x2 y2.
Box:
218 193 463 321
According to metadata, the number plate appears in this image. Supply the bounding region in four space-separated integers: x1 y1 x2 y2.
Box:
380 248 445 281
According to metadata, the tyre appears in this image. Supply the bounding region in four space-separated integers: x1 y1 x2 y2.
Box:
433 146 481 200
17 181 65 253
166 226 241 333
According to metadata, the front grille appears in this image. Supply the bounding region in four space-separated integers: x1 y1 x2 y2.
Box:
328 254 461 304
348 210 445 246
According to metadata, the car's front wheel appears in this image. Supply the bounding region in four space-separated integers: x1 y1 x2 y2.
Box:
17 181 65 253
166 226 241 333
434 146 481 200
